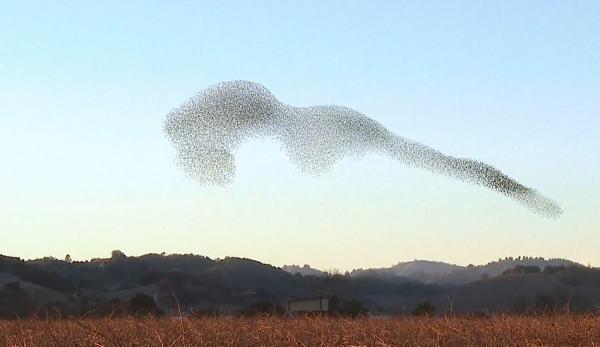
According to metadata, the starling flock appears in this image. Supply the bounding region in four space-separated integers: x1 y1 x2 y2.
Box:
165 80 562 218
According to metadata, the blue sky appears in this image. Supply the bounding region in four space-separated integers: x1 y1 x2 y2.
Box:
1 1 599 270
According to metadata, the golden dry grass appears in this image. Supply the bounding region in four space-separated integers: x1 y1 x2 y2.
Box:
1 315 599 346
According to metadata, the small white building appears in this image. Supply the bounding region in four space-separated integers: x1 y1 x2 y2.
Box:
287 297 329 314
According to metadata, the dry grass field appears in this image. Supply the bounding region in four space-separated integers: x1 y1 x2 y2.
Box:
1 315 599 346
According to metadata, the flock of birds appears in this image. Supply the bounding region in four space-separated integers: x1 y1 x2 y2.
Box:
164 80 562 218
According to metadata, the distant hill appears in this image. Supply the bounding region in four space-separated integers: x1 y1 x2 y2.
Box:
0 253 596 317
282 265 326 277
429 265 600 313
349 257 580 286
350 260 462 282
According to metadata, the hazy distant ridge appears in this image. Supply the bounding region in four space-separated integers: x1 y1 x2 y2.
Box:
285 257 579 286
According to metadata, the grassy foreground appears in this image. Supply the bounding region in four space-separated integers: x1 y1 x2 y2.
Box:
1 315 599 346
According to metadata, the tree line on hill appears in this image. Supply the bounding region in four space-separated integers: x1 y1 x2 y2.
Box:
0 251 599 318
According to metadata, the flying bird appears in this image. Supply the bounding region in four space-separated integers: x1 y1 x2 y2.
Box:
164 80 562 218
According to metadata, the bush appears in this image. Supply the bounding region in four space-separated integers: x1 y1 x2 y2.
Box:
129 294 162 316
239 301 285 316
329 297 368 317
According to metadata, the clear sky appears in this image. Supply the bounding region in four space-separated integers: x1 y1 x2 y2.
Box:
1 1 599 271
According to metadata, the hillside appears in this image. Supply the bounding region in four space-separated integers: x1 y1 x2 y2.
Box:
0 253 598 317
349 257 578 285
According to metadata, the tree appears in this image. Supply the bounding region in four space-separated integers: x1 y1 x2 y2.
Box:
129 294 161 316
412 301 435 316
111 250 127 259
502 265 541 275
64 254 72 263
